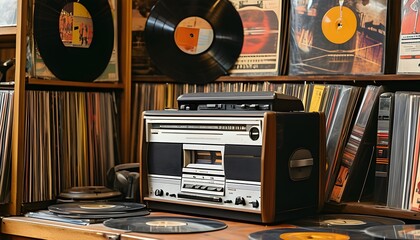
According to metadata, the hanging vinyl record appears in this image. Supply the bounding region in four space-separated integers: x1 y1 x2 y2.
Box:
34 0 114 82
144 0 244 84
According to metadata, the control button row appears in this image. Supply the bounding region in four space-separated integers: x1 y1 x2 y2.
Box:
183 184 223 192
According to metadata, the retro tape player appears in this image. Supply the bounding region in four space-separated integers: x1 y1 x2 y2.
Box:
139 92 326 223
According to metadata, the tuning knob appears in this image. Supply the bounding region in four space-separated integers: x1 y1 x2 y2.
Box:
250 200 259 208
235 196 246 205
154 189 164 196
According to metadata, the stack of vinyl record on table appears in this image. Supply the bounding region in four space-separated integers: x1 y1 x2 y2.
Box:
25 201 149 225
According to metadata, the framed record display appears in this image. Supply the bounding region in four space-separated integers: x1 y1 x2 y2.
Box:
33 0 115 82
289 0 388 75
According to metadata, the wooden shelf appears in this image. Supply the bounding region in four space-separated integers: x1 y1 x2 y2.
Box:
132 74 420 83
0 27 16 48
324 202 420 221
0 26 17 36
26 78 124 90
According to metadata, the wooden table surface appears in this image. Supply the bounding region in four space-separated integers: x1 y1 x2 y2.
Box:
1 211 294 240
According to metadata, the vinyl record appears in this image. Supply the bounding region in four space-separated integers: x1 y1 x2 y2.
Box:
103 216 227 234
34 0 114 82
53 208 150 220
248 227 373 240
48 202 146 215
321 6 357 44
365 225 420 240
144 0 244 84
58 186 122 201
289 214 405 232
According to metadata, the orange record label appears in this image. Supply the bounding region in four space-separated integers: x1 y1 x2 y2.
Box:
321 6 357 44
280 232 350 240
174 16 214 55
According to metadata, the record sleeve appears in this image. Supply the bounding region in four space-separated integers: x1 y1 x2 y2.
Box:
103 216 227 234
289 0 387 75
329 85 384 203
397 0 420 73
131 0 161 79
374 92 394 205
387 92 420 209
228 0 283 76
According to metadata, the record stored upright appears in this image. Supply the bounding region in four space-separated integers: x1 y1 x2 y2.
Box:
1 0 420 225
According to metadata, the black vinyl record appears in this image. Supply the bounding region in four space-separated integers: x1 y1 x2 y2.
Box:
48 202 146 215
34 0 114 82
248 227 373 240
144 0 243 84
365 225 420 240
289 214 405 232
103 216 227 234
58 186 122 201
53 208 150 220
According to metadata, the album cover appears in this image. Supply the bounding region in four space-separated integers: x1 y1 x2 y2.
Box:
0 0 17 27
374 92 394 205
228 0 282 76
397 0 420 73
131 0 160 79
387 92 420 210
329 85 383 203
289 0 387 75
410 100 420 212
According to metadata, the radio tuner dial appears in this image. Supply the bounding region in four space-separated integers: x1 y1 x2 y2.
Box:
235 196 246 205
249 127 260 141
154 189 164 196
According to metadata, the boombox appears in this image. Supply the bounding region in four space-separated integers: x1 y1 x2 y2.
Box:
139 92 325 224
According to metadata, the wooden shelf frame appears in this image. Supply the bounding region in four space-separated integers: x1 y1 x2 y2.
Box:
2 0 420 224
132 74 420 83
6 0 134 216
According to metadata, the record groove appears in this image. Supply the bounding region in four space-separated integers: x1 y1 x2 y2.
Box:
104 216 227 234
145 0 244 84
248 227 372 240
365 224 420 240
34 0 114 81
48 202 146 215
289 214 405 232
